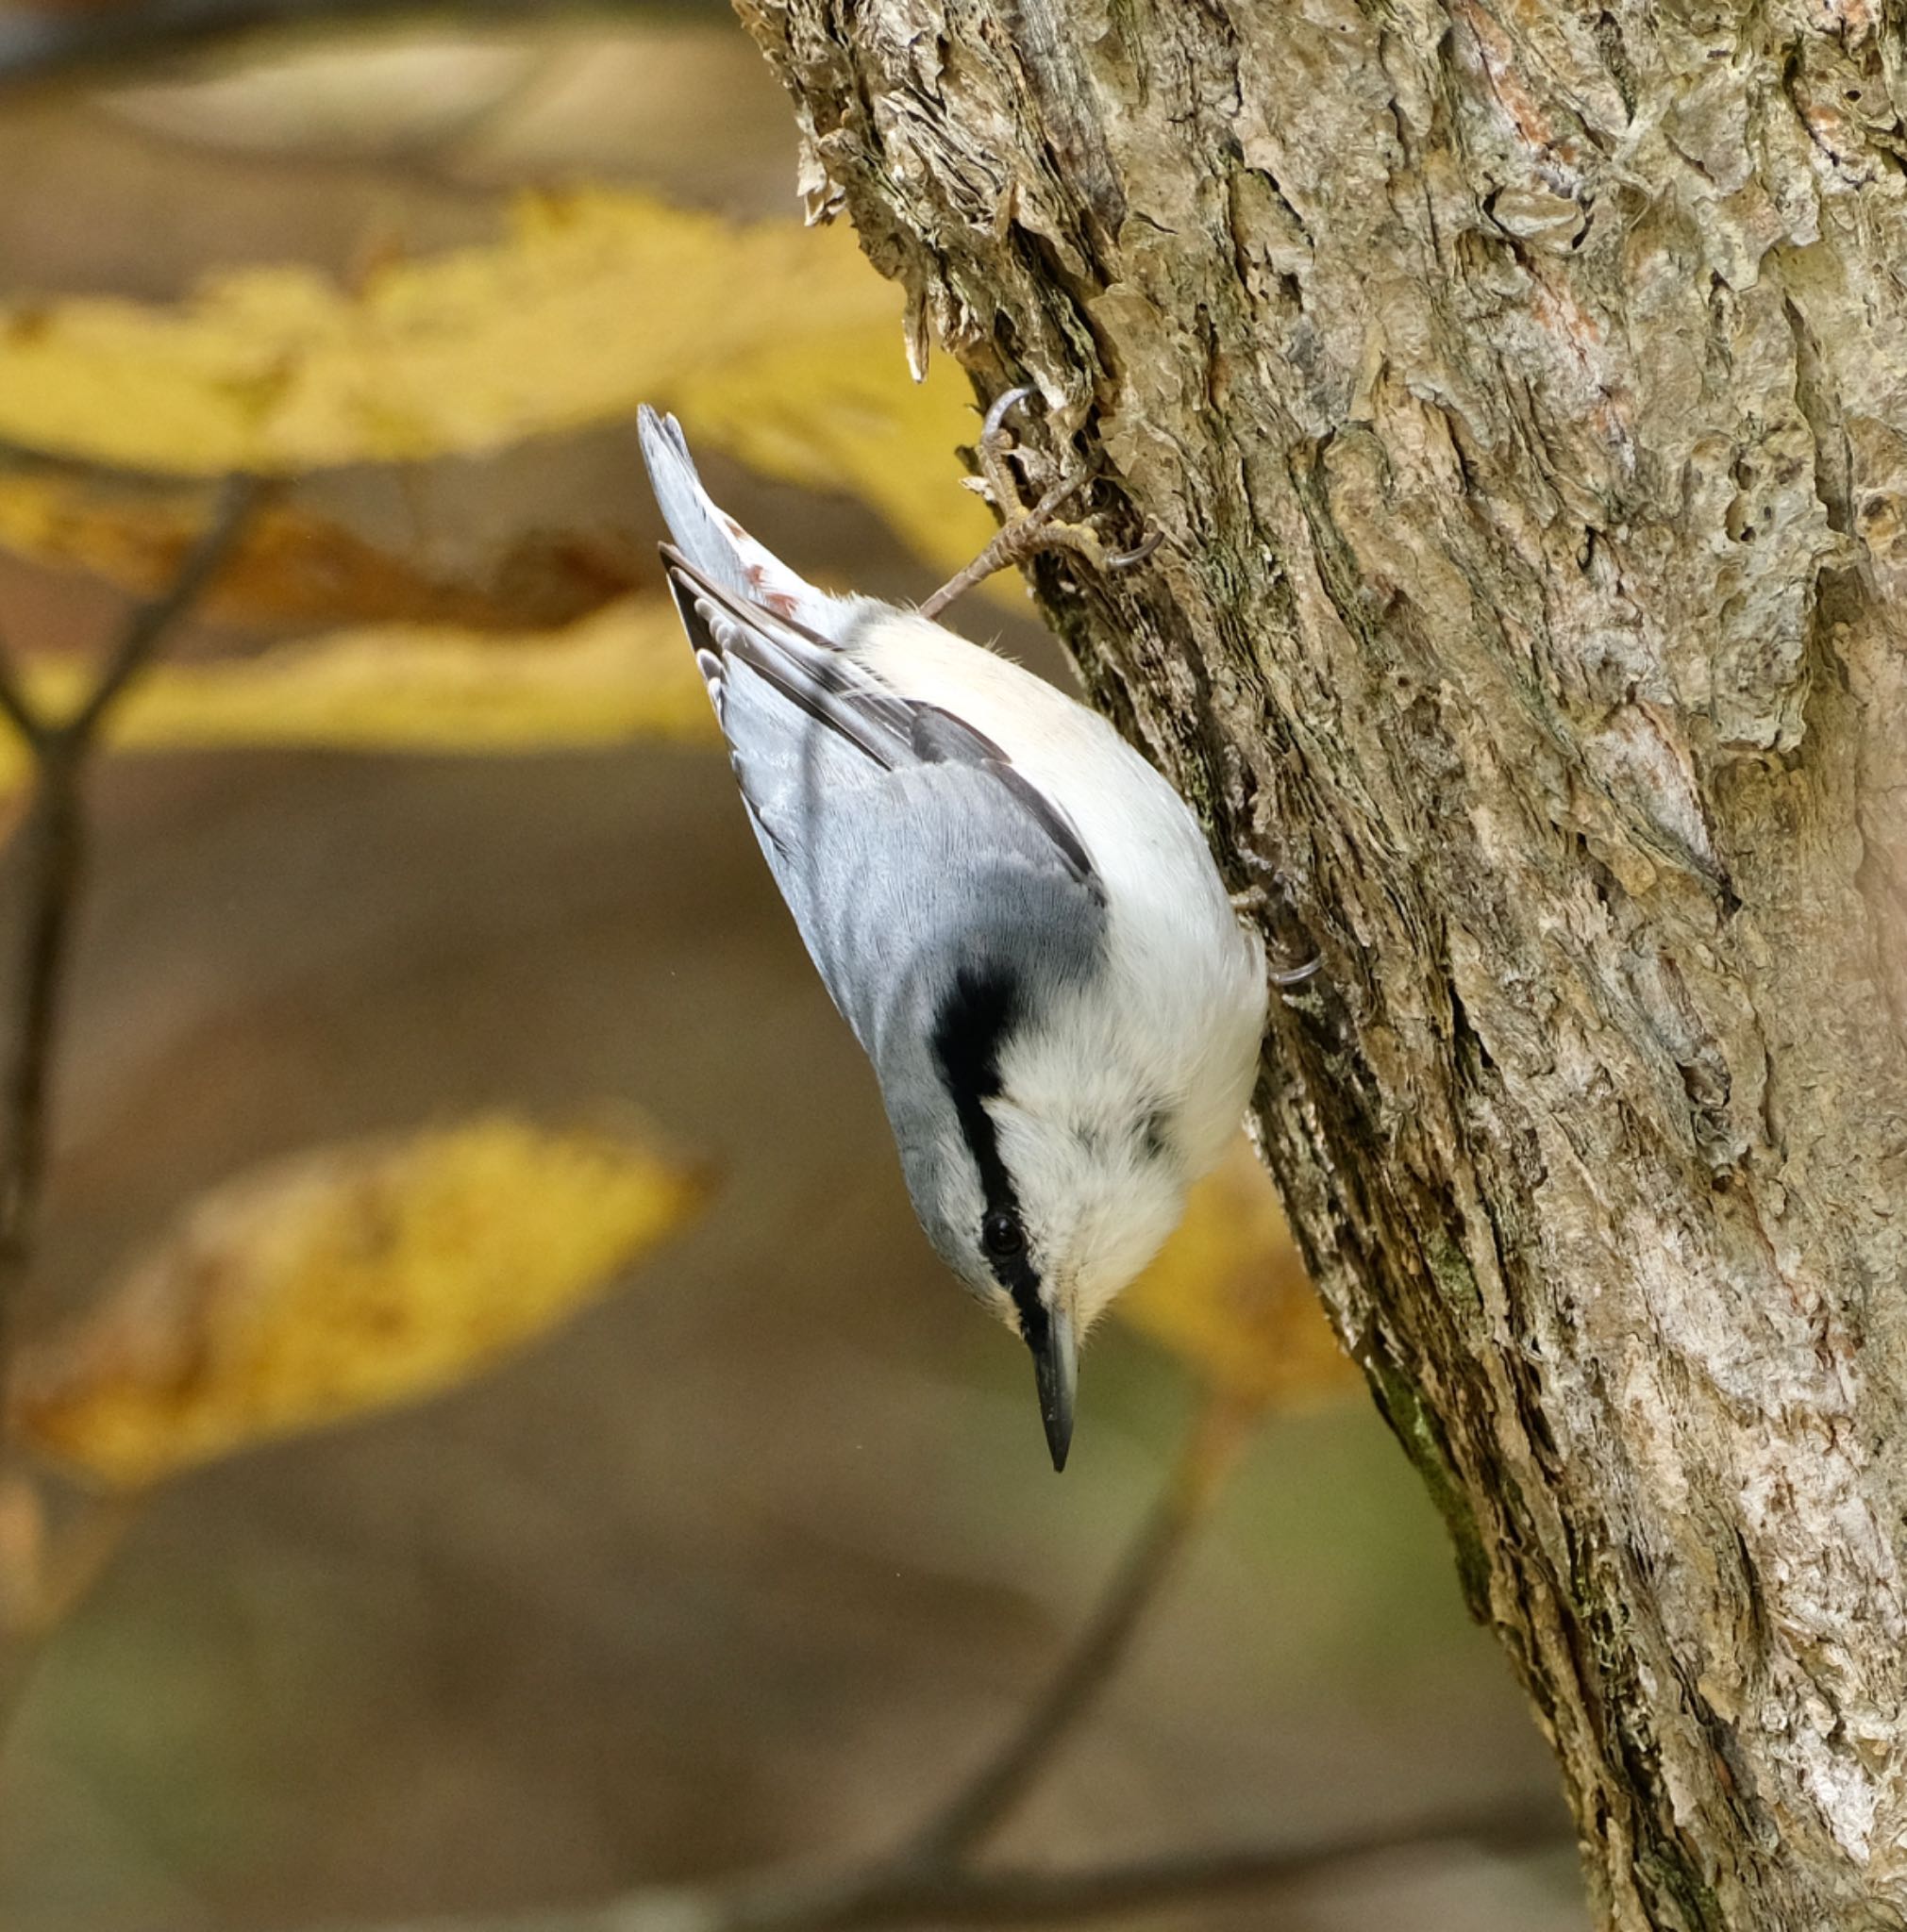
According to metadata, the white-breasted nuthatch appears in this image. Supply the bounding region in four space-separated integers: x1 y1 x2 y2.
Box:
639 399 1270 1470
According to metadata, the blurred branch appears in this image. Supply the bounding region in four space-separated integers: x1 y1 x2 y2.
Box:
289 1390 1569 1932
904 1392 1257 1864
66 475 264 739
728 1804 1571 1929
0 0 658 91
0 475 256 1727
0 644 42 752
311 1800 1569 1932
0 475 259 1394
0 756 86 1380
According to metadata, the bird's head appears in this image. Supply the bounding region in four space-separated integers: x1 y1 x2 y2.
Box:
894 965 1188 1471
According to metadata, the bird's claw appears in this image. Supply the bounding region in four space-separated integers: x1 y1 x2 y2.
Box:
918 388 1162 620
1230 870 1323 989
1103 528 1165 572
976 383 1038 511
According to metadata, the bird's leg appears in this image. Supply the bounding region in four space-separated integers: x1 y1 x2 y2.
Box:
1230 849 1322 986
917 387 1163 622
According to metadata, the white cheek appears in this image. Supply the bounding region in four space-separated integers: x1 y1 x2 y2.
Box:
988 1108 1187 1335
1069 1177 1184 1335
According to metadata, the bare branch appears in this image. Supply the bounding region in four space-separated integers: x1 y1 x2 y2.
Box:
0 476 260 1399
904 1394 1257 1863
296 1800 1569 1932
332 1403 1566 1932
0 641 43 753
64 474 263 746
735 1805 1571 1929
0 765 88 1380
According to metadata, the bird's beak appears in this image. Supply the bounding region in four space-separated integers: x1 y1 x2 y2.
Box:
1028 1305 1078 1473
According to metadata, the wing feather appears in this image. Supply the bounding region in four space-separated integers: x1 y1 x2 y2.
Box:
661 550 1103 904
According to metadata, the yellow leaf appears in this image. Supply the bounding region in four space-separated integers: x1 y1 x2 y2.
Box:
0 466 642 628
0 596 717 775
13 1113 711 1489
673 328 998 591
1117 1137 1358 1409
0 190 997 578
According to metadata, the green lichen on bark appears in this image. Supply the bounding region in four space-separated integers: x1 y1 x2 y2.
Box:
1361 1345 1492 1624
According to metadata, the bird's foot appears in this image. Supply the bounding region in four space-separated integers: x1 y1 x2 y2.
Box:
1230 855 1322 987
917 387 1162 621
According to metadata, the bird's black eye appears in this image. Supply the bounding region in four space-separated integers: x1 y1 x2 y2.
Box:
981 1210 1026 1259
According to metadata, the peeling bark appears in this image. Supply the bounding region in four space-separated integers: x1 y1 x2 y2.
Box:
734 1 1907 1926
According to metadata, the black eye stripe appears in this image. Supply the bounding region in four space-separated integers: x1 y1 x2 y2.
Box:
931 965 1043 1319
931 966 1020 1226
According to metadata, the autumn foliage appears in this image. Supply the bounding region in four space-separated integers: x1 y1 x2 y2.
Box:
0 164 1345 1585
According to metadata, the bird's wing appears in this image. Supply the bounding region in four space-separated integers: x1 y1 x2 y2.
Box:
662 550 1104 904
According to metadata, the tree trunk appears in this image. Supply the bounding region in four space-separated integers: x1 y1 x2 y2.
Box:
732 2 1907 1926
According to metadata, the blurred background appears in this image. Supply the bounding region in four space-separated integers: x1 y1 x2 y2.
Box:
0 7 1581 1928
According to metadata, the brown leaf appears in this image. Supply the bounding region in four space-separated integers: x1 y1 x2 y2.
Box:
0 595 717 794
0 465 643 628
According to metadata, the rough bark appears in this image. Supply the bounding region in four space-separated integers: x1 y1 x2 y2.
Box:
731 2 1907 1927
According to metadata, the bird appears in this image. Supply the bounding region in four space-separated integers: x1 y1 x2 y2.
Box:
639 395 1273 1471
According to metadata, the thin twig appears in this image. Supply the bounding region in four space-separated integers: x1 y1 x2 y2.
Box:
0 476 260 1396
904 1393 1257 1864
0 766 85 1386
0 486 255 1740
0 641 43 752
64 474 261 746
272 1388 1568 1932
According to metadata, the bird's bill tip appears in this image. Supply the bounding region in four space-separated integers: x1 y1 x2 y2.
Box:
1030 1306 1079 1473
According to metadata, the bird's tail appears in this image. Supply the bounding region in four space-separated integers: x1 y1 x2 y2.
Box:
638 406 824 624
